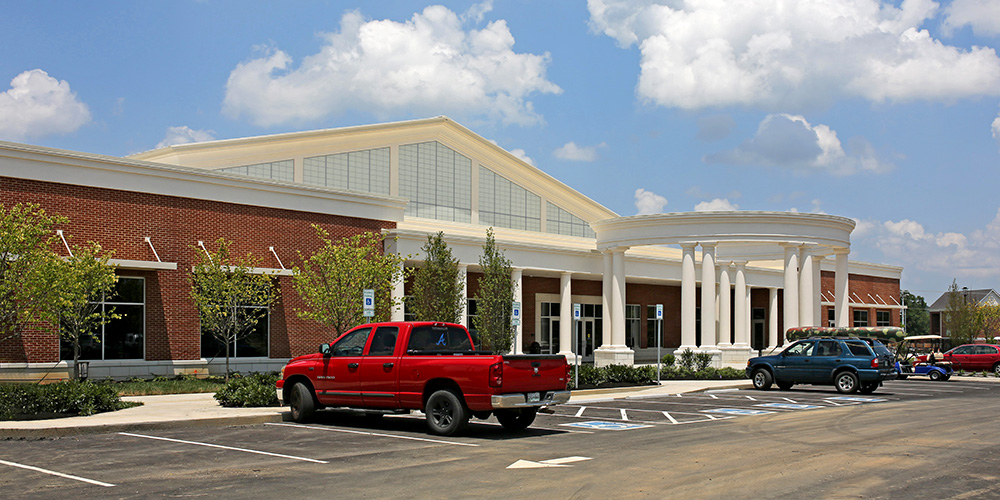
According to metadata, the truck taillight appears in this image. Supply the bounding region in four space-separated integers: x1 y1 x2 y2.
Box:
871 358 879 368
489 361 503 388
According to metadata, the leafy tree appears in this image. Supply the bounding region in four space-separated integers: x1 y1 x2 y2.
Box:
979 304 1000 343
0 203 67 342
52 242 119 380
473 228 515 353
409 232 464 323
190 238 277 382
943 280 979 345
292 227 405 337
901 290 929 336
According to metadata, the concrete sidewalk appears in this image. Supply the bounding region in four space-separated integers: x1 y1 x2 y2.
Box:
0 379 752 438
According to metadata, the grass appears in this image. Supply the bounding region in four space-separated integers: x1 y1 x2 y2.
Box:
103 376 227 396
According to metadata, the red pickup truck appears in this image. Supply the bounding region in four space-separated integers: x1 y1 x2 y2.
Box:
276 321 571 435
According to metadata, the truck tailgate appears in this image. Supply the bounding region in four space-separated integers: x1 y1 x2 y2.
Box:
500 355 568 392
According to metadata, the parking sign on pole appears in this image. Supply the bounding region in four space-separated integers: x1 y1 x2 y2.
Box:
363 289 374 318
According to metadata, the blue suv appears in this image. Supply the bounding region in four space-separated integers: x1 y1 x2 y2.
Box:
746 337 897 394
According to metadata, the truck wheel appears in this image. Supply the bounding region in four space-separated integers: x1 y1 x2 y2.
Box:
289 383 316 423
425 390 468 436
929 370 942 381
835 372 859 394
495 408 537 431
751 368 773 390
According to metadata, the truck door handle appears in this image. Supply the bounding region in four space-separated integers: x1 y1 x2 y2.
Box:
383 362 394 368
348 363 359 369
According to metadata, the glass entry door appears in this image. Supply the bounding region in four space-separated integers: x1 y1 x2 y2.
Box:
576 318 596 362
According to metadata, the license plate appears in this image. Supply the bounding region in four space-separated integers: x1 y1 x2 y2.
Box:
527 392 540 403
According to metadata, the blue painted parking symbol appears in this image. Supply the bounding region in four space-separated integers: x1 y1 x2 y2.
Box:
755 403 824 410
561 421 651 431
702 408 775 415
826 396 886 403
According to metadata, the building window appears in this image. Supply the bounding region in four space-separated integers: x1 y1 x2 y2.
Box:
828 308 835 327
546 202 596 238
646 305 660 349
303 148 390 195
60 277 145 361
201 306 269 359
539 302 560 354
399 142 472 223
853 309 869 327
218 160 294 182
466 299 478 339
625 304 640 349
876 310 891 327
479 166 541 231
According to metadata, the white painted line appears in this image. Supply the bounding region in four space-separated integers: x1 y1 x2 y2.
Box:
782 398 798 403
0 459 114 487
709 394 719 399
266 422 478 447
745 395 758 401
118 432 329 463
703 413 720 420
662 411 679 424
620 409 628 421
575 406 587 417
542 456 592 465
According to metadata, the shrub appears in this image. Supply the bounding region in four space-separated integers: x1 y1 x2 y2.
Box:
214 372 280 407
677 349 696 370
0 381 135 420
694 352 713 371
661 354 675 367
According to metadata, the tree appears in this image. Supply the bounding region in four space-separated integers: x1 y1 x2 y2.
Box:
942 280 979 345
190 238 277 382
0 203 68 342
901 290 929 336
52 242 119 380
292 227 405 337
979 304 1000 343
473 228 515 353
409 232 464 323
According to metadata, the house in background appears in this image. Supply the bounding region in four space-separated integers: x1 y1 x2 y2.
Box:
928 288 1000 337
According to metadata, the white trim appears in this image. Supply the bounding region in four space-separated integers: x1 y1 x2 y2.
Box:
108 259 177 270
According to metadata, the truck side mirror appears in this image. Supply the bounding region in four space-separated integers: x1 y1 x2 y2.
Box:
319 343 331 356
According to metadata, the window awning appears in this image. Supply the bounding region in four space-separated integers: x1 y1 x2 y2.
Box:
109 259 178 271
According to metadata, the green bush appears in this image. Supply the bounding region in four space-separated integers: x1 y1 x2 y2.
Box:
657 365 745 380
694 352 713 371
214 372 280 407
661 354 675 367
0 381 135 420
677 349 696 370
569 364 657 389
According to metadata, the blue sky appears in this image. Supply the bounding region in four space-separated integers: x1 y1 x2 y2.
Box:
2 0 1000 299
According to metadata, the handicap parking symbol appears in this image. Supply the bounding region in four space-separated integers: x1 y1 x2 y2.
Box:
826 396 886 403
701 408 775 416
561 421 651 431
755 403 824 410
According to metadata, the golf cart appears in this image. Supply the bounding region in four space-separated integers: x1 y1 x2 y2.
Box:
894 335 953 381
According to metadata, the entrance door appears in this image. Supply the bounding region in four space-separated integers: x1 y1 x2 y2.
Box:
576 318 596 362
751 308 766 352
539 317 560 354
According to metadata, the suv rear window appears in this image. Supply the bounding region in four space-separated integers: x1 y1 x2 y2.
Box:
407 325 474 352
845 342 873 356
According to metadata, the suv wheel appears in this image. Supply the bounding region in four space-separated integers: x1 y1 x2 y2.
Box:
776 381 793 390
834 371 859 394
859 382 878 394
751 368 773 390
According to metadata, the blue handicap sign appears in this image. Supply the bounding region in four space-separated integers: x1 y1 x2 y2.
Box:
826 396 886 403
561 421 651 431
436 333 447 346
702 408 775 416
755 403 824 410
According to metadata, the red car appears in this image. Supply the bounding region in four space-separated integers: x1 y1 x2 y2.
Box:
918 344 1000 375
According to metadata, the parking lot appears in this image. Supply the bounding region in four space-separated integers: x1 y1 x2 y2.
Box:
3 378 999 499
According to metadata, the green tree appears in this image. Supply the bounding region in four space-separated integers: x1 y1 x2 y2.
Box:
409 232 464 323
292 227 405 337
52 242 119 380
190 238 277 382
901 290 929 336
943 280 979 345
473 228 515 353
0 203 68 342
979 304 1000 343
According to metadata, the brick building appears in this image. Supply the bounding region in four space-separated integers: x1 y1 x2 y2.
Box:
0 117 903 380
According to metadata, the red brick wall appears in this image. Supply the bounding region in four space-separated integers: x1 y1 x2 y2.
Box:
1 177 395 362
820 271 901 327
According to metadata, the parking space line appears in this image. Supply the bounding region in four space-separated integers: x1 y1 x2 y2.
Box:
118 432 329 463
661 411 678 424
620 409 628 421
782 398 798 403
575 406 586 417
709 394 718 399
266 422 479 447
0 459 114 487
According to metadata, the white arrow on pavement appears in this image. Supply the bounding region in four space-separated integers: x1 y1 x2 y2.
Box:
507 456 592 469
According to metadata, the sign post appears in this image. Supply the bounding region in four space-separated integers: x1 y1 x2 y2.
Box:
363 289 375 318
573 303 581 389
656 304 663 384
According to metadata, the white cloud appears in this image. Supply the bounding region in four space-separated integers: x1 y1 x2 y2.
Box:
694 198 739 211
223 7 561 127
993 109 1000 146
587 0 1000 110
508 148 534 165
634 188 668 214
553 141 605 161
943 0 1000 37
0 69 90 141
156 126 217 149
705 114 893 175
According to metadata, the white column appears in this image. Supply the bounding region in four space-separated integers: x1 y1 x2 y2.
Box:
700 243 717 350
611 248 627 347
679 243 698 351
718 263 732 348
783 245 800 333
458 264 468 327
558 272 573 358
733 261 749 348
835 249 850 328
768 287 779 350
602 251 612 347
391 262 406 321
512 268 523 355
812 255 823 327
799 246 814 326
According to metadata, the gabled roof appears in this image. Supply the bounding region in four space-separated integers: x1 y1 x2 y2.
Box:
928 289 1000 312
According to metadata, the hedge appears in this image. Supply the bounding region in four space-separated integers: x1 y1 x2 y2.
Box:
214 372 280 407
0 381 136 420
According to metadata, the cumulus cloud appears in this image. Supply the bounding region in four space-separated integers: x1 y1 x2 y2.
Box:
705 114 893 175
553 141 606 161
694 198 739 211
943 0 1000 37
508 148 534 165
223 6 561 127
635 188 668 214
156 126 217 149
853 208 1000 280
587 0 1000 110
0 69 90 141
993 109 1000 147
